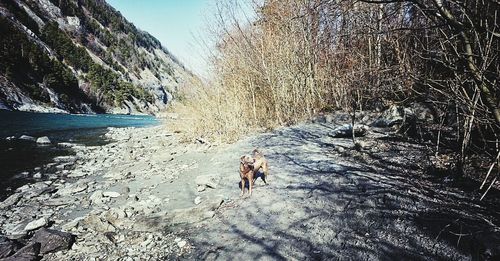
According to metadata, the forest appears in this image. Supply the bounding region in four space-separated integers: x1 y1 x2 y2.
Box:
174 0 499 194
0 0 175 113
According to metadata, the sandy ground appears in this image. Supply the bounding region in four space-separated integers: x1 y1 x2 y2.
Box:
1 116 499 260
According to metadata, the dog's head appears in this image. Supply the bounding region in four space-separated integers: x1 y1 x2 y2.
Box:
240 155 254 165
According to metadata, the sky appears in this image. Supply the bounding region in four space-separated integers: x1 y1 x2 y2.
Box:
107 0 216 77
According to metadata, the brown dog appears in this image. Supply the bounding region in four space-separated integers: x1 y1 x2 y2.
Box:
239 155 255 196
251 149 269 185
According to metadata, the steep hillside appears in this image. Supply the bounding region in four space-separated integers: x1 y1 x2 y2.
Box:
0 0 189 114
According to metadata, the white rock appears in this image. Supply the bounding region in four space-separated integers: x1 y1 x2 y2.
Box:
33 172 42 179
24 217 48 231
89 190 105 205
197 185 206 192
36 136 51 144
194 196 202 205
177 240 187 248
19 135 35 141
102 191 121 198
53 156 77 163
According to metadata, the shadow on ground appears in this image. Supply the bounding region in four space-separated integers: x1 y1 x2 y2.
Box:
177 123 500 260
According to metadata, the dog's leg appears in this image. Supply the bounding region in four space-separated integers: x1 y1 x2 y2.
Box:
248 173 253 196
240 178 245 196
263 162 269 185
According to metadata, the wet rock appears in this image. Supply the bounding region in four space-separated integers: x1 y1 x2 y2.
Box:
0 236 20 258
331 124 369 138
31 228 75 255
36 136 51 145
2 242 40 261
19 135 35 142
24 218 48 231
195 175 219 189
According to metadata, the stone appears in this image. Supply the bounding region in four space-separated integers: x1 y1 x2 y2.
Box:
102 191 121 198
0 236 20 258
24 218 48 231
195 175 219 189
89 190 106 205
2 223 27 239
61 217 85 232
82 214 116 232
1 242 40 261
371 105 405 127
5 136 15 141
177 240 187 248
56 183 88 196
36 136 51 145
53 156 77 163
0 193 22 209
19 135 35 142
194 196 202 205
31 228 75 255
331 124 369 138
32 173 42 179
196 185 206 192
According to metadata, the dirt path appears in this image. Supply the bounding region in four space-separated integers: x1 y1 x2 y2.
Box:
173 122 500 260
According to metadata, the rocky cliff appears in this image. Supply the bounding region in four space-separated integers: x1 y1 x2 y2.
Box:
0 0 189 114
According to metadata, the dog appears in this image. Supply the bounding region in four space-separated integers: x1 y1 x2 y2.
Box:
251 148 269 185
239 155 255 196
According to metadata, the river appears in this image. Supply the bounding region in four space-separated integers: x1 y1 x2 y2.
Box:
0 110 159 198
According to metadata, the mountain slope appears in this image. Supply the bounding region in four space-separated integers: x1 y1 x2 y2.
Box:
0 0 189 114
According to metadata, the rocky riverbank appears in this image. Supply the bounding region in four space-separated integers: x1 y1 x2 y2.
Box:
1 113 499 260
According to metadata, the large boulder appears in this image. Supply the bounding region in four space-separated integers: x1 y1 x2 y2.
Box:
372 103 434 128
36 136 51 145
371 105 404 127
331 124 369 138
31 228 75 255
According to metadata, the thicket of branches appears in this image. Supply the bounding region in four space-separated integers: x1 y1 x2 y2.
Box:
173 0 499 193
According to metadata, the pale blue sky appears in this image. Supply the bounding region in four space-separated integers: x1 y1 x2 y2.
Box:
107 0 215 76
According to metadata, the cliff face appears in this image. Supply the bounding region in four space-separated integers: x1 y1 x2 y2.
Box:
0 0 189 114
